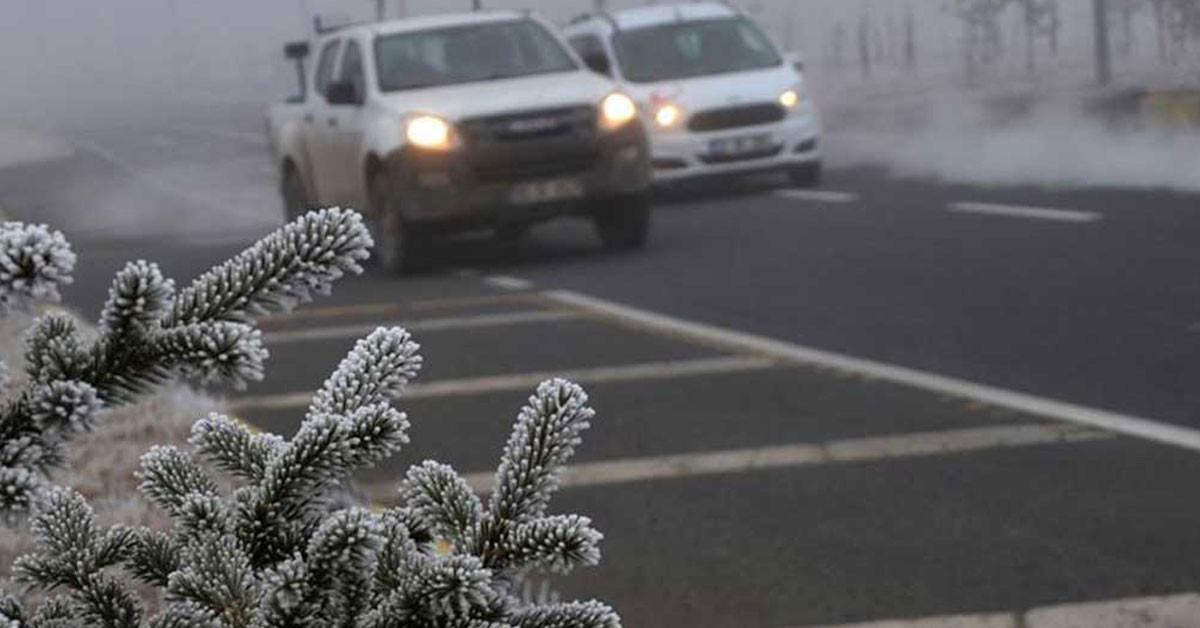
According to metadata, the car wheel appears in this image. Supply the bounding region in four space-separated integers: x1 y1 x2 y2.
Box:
787 162 823 188
594 193 651 251
281 165 310 222
370 176 427 274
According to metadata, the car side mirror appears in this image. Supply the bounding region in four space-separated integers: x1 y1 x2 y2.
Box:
326 81 362 106
581 51 612 76
785 51 805 72
284 41 310 60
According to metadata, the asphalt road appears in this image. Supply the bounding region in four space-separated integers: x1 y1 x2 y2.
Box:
4 104 1200 627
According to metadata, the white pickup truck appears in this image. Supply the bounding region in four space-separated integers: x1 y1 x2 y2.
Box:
267 11 652 272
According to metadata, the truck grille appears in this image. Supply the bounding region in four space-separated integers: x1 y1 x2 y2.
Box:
459 105 597 142
460 105 600 183
688 103 786 132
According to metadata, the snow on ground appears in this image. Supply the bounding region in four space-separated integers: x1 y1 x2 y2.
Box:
0 127 75 170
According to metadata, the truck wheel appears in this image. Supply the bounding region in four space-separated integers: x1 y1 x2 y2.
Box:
594 193 651 251
281 166 310 221
787 162 823 188
370 177 427 274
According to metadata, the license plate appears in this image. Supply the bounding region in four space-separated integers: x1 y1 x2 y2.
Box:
509 179 584 205
709 134 774 156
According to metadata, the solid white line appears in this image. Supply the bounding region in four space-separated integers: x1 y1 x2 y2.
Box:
484 275 535 291
362 423 1102 498
948 201 1099 223
774 189 858 204
262 310 580 345
796 592 1200 628
228 355 776 412
545 290 1200 453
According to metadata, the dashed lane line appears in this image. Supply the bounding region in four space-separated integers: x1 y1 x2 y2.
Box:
773 189 859 204
362 423 1105 499
262 310 581 344
545 290 1200 453
483 275 535 291
948 201 1099 223
228 355 777 413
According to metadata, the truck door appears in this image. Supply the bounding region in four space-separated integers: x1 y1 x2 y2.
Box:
308 38 344 205
328 39 369 208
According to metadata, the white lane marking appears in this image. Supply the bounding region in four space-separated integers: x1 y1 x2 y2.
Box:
229 355 776 412
484 275 535 291
796 592 1200 628
801 613 1015 628
361 423 1103 499
263 310 581 345
260 294 539 325
773 189 858 204
546 290 1200 452
948 201 1099 223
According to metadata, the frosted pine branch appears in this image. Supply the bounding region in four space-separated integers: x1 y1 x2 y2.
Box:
7 325 620 626
0 209 371 519
0 222 75 313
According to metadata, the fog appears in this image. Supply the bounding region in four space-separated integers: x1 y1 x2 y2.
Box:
1 0 1198 191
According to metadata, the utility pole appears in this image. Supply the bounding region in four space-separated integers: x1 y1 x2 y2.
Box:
473 0 482 10
1093 0 1112 85
594 0 608 10
373 0 386 21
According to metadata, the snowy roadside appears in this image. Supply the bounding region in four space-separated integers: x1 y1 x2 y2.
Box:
0 127 75 171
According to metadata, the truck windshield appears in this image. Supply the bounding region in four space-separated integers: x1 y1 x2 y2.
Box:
613 18 782 83
375 20 578 92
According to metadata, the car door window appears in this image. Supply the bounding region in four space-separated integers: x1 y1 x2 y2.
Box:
315 39 342 99
339 40 365 103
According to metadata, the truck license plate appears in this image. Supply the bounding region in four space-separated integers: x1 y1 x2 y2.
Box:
709 134 774 156
510 179 584 205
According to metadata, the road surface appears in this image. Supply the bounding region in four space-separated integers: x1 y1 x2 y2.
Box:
3 103 1200 627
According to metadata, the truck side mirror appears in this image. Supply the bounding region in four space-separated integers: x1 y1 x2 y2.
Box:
285 42 310 60
326 81 362 106
581 51 612 76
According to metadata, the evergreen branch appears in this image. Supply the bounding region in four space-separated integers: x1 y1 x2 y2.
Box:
0 222 75 313
307 327 421 417
403 461 482 551
511 601 621 628
189 414 282 483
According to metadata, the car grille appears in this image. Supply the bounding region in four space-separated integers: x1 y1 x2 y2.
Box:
688 103 786 132
698 145 784 165
459 105 600 183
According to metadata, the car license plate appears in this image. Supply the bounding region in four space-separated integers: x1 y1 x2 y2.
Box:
509 179 584 205
709 134 774 156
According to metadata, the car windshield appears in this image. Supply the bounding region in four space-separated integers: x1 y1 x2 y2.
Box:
613 17 782 83
375 19 578 92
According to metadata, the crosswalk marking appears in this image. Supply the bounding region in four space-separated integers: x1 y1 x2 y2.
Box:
228 355 777 412
546 290 1200 452
361 423 1104 500
262 310 580 344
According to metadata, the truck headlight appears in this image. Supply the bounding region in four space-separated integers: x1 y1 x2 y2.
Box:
406 115 455 150
779 88 801 110
600 92 637 131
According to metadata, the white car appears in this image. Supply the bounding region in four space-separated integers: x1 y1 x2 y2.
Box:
267 11 652 273
562 3 823 187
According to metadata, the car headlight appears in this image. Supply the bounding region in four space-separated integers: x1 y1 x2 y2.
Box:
600 92 637 131
654 103 684 128
406 115 455 150
779 88 801 110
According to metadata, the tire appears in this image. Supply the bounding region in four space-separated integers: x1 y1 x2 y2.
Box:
280 165 310 222
369 175 428 274
594 193 651 251
787 162 823 188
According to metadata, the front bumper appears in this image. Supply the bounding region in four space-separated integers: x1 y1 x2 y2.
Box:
649 109 821 182
383 122 650 231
